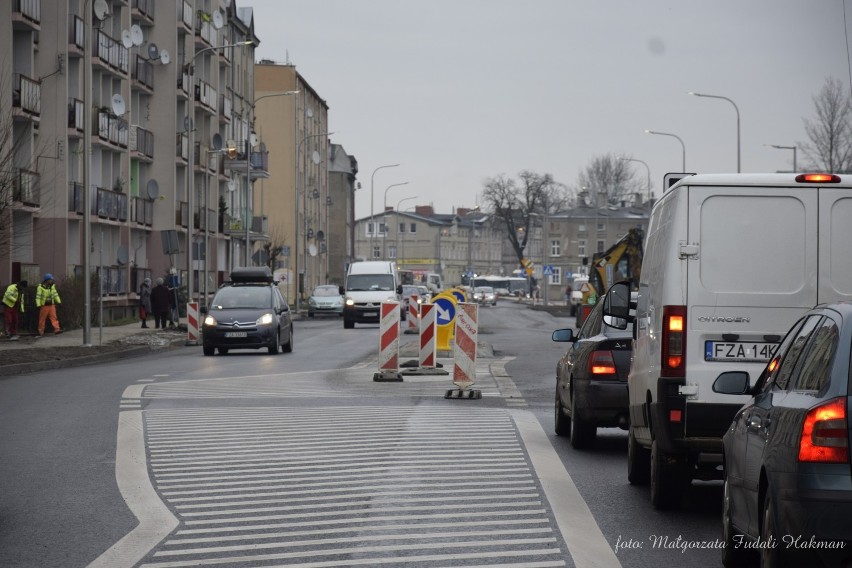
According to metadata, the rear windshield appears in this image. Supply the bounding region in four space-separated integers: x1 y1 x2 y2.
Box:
211 286 273 309
312 286 340 297
346 274 395 292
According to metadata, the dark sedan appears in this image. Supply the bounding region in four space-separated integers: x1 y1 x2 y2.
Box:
713 303 852 568
551 288 632 449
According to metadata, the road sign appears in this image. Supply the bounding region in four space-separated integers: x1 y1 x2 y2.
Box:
432 295 457 327
543 265 554 276
449 288 467 304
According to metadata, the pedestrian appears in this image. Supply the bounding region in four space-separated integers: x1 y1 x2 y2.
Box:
2 279 28 340
150 277 171 329
35 274 62 336
139 277 152 328
564 284 572 307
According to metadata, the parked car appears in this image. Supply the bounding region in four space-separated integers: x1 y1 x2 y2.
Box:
401 284 423 313
551 286 633 449
473 286 497 306
416 285 432 304
713 303 852 568
201 267 293 356
308 284 344 317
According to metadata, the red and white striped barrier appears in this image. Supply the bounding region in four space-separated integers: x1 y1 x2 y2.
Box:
419 303 437 368
186 302 199 345
406 294 419 333
452 302 479 391
374 300 402 381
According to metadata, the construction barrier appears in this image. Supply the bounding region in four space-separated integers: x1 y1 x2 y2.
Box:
446 302 481 399
419 303 437 368
405 294 419 334
186 302 199 345
432 292 458 352
374 300 402 382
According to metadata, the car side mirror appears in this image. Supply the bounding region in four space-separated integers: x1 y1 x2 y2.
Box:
339 285 345 295
602 281 632 330
200 306 208 314
551 328 575 343
712 371 751 395
397 284 403 295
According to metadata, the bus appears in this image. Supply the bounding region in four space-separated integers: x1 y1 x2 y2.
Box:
471 275 525 297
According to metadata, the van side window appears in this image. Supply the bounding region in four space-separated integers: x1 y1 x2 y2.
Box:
772 315 822 391
790 317 839 392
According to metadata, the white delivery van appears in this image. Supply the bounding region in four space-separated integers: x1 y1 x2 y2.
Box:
604 172 852 509
341 261 403 329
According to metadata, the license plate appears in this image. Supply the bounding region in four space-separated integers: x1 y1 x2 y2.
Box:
363 312 377 318
705 341 778 362
224 331 247 338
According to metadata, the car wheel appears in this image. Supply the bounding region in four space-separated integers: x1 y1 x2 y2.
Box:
554 384 571 437
268 330 280 354
722 474 754 567
650 439 683 510
760 491 786 568
218 347 229 355
344 319 354 329
202 345 214 356
627 427 651 485
283 325 293 353
569 389 596 449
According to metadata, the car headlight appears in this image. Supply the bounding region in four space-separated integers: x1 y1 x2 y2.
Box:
308 298 317 306
203 315 217 326
345 297 354 306
255 312 274 326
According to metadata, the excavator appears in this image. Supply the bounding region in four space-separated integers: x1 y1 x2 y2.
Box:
577 227 644 325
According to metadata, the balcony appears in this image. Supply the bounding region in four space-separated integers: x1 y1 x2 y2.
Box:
132 54 154 92
131 126 154 160
176 132 188 163
131 196 153 226
95 187 129 221
67 98 84 136
95 108 128 148
131 0 155 24
177 70 189 99
12 73 41 123
223 148 270 179
69 182 84 214
194 80 218 114
12 0 41 31
179 1 192 32
194 12 215 47
68 15 84 57
14 168 40 207
93 29 129 76
219 95 232 123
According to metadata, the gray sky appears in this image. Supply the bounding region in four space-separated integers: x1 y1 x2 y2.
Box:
247 0 851 219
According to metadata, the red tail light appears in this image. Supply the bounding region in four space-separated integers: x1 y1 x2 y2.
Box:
589 351 617 376
661 306 686 377
798 397 849 464
795 173 841 183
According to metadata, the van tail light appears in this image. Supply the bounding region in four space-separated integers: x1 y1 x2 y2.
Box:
795 173 841 183
661 306 686 377
798 397 849 464
589 351 617 376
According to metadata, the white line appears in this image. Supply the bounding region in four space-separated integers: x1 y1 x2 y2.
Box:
87 411 177 568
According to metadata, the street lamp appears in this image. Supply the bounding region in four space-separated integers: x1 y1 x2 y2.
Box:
369 164 400 259
244 90 299 266
395 195 418 265
618 157 652 203
295 131 333 314
765 144 797 172
645 130 686 172
184 40 252 310
689 91 741 172
382 182 409 259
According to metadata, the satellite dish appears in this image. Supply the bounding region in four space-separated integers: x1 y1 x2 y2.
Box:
93 0 109 20
212 10 225 29
146 179 160 200
316 230 325 241
116 246 129 266
306 108 314 118
130 25 144 47
249 132 258 147
308 244 318 257
159 49 171 65
147 43 160 61
111 94 126 117
311 150 321 165
227 179 236 191
121 30 133 49
212 133 223 150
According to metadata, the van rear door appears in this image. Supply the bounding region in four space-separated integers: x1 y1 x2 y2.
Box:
686 184 818 411
818 187 852 303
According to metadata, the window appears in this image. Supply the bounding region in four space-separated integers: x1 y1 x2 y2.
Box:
398 223 406 233
597 222 606 232
550 239 561 257
792 317 839 391
772 315 822 390
371 245 381 259
597 240 605 253
578 239 586 257
378 222 387 236
388 245 397 259
409 223 417 233
366 222 375 237
578 224 587 233
550 266 562 285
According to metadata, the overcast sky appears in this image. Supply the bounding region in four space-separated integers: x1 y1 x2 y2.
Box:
246 0 851 219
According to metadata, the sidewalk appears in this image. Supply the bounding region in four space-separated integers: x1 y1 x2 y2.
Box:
0 322 182 352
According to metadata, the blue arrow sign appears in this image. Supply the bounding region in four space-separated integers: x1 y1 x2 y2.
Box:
450 289 466 304
433 296 456 327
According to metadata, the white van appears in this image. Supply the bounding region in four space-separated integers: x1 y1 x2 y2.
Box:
604 173 852 509
342 261 403 329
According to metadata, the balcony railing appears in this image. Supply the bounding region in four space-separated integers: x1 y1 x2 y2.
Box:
67 98 84 131
94 29 129 74
220 95 232 121
96 108 128 147
180 0 192 30
13 73 41 116
69 15 84 51
194 79 217 112
178 201 189 228
176 132 188 161
69 182 84 213
95 187 129 221
131 196 153 226
14 168 40 207
131 0 155 21
13 0 41 25
132 54 154 89
131 126 154 159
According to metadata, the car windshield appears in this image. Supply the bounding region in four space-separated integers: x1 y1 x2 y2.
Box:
402 286 419 296
312 286 339 297
210 286 272 309
475 287 494 294
346 274 395 292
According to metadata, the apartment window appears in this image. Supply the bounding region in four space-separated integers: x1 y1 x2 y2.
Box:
578 224 587 232
398 222 406 233
371 245 381 259
550 239 561 257
366 222 375 237
597 239 605 253
409 223 417 233
550 266 562 285
578 239 586 257
388 245 397 259
597 222 606 232
378 222 387 236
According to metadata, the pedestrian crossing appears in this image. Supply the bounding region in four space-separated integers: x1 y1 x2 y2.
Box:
137 406 569 567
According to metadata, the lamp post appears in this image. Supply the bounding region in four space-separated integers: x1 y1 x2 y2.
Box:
382 182 409 260
395 195 417 265
184 40 252 309
689 91 741 172
243 90 299 267
295 131 333 314
645 129 686 172
369 164 400 259
766 144 797 172
618 157 652 203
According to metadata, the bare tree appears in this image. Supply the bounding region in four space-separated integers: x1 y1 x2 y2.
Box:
573 153 639 206
800 76 852 173
480 170 565 266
